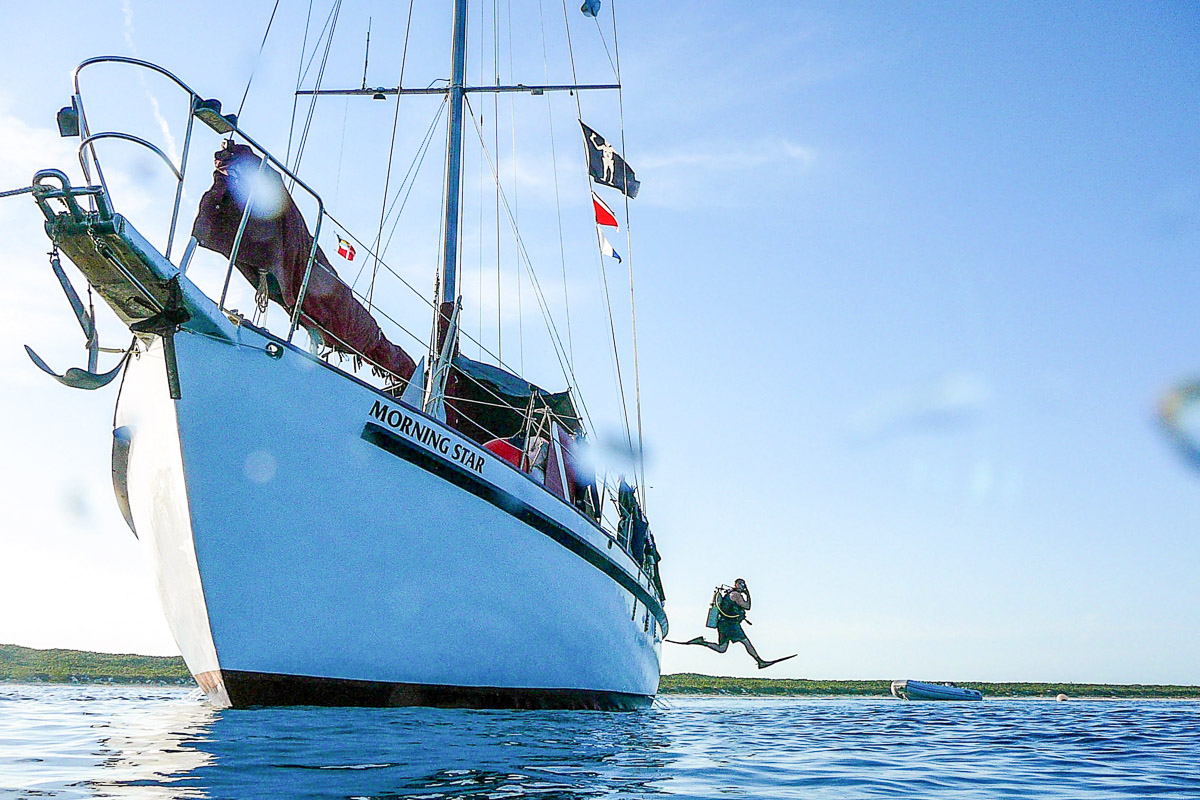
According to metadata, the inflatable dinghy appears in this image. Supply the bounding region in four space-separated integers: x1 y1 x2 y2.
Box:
891 680 983 701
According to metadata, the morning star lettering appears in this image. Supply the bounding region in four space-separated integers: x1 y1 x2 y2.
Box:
369 401 485 473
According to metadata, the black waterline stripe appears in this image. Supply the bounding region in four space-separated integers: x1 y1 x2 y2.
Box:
361 422 668 634
219 669 652 710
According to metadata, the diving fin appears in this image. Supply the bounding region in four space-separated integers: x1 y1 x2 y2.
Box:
757 654 797 670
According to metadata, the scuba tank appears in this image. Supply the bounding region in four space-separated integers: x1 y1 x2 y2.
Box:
705 585 727 628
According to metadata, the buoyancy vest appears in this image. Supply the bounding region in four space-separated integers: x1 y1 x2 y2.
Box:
717 591 746 623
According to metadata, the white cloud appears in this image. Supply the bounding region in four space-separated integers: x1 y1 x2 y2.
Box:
633 138 818 208
0 100 180 657
121 0 178 164
848 372 991 443
0 103 153 381
0 107 94 382
639 139 816 172
0 108 82 185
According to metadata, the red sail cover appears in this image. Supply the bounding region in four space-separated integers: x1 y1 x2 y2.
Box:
190 142 415 384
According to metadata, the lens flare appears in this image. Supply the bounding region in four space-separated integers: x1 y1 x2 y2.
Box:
1159 381 1200 468
229 156 287 220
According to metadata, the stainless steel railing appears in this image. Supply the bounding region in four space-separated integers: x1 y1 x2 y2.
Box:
70 56 326 345
63 59 636 541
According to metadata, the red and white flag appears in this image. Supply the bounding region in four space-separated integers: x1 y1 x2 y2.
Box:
337 236 356 261
591 190 619 228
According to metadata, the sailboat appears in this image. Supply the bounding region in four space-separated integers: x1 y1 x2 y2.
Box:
7 0 666 709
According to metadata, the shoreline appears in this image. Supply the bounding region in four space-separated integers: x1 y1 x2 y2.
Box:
660 673 1200 699
658 692 1200 701
4 646 1198 699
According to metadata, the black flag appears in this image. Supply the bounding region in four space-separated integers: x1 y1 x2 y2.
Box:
580 121 640 199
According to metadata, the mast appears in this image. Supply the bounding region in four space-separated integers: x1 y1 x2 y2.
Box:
440 0 469 307
424 0 469 415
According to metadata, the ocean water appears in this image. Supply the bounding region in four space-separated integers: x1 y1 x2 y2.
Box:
1 685 1197 799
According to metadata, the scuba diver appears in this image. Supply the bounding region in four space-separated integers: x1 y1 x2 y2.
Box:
670 578 795 669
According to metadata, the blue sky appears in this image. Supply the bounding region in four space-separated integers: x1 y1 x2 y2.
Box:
0 1 1197 684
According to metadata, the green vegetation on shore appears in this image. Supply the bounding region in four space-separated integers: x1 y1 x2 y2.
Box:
0 644 193 685
4 646 1198 698
660 673 1200 699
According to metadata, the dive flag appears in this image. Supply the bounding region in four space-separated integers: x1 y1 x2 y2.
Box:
337 236 356 261
592 190 618 228
598 227 622 263
580 120 640 198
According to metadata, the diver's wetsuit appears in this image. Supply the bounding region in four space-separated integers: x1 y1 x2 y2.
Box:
715 590 748 645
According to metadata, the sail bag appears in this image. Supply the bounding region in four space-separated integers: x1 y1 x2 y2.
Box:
190 142 416 384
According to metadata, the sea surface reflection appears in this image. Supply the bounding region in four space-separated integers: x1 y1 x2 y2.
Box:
3 685 1199 799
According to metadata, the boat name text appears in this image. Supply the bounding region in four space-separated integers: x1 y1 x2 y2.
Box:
369 401 485 473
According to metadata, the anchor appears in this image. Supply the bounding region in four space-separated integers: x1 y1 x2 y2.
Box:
24 248 129 390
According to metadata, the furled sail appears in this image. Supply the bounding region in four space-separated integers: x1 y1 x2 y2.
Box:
190 142 416 385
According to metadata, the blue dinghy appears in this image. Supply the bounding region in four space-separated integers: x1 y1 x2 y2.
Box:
891 680 982 701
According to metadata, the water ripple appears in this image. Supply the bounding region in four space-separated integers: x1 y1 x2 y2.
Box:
1 687 1199 799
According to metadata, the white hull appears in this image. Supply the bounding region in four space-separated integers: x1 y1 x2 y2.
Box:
116 324 664 708
27 50 667 707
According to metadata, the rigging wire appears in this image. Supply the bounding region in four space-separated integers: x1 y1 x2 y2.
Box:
321 171 594 446
609 0 647 503
507 0 524 374
235 0 283 121
313 227 585 443
493 0 502 364
463 94 598 438
538 0 575 366
332 96 349 212
298 282 558 447
293 0 343 175
253 0 623 451
284 0 347 195
333 218 430 312
326 177 536 402
477 0 486 359
232 0 281 332
352 98 446 288
475 172 483 357
216 215 549 450
379 97 449 259
285 0 317 168
560 0 634 456
367 0 417 310
361 17 372 88
296 2 341 89
351 98 447 290
591 17 617 76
